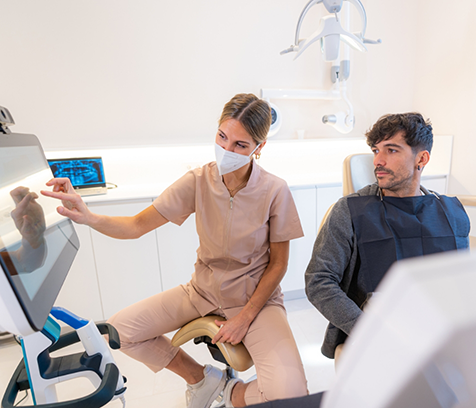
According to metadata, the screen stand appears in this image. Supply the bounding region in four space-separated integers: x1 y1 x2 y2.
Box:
2 308 126 408
21 317 61 404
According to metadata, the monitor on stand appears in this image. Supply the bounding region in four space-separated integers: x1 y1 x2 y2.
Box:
0 130 79 336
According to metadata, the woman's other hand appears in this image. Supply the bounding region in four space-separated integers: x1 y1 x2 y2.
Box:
41 178 93 225
212 314 252 346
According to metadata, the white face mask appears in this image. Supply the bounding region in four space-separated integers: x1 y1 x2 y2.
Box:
214 142 260 176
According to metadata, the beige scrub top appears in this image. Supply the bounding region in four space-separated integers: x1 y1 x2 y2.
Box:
152 160 304 318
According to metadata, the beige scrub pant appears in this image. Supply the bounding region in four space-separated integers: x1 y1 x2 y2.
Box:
107 285 308 405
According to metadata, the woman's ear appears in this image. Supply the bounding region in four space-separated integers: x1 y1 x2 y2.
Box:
256 140 266 156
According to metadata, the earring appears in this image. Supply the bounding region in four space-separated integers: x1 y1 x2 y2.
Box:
255 152 261 160
418 165 421 171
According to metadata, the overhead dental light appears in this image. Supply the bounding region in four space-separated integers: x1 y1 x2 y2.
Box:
281 0 379 62
262 0 380 135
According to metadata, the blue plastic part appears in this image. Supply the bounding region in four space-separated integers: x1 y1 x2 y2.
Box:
50 306 89 329
42 316 61 343
20 337 37 405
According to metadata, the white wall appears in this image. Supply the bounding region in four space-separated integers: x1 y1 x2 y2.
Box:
412 0 476 197
1 1 474 198
2 0 418 149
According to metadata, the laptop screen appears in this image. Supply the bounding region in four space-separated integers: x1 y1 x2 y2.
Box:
47 157 106 189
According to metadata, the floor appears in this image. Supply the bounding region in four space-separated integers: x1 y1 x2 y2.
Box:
0 298 335 408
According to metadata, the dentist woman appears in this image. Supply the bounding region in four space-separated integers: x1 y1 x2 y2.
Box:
42 93 308 408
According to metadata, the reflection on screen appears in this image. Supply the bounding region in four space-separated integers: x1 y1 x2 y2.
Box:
48 158 105 187
0 146 77 300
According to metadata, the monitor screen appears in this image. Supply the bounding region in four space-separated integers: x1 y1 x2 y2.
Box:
0 133 79 332
47 157 105 189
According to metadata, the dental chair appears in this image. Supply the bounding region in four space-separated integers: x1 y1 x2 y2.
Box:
340 153 476 249
342 153 375 196
318 153 375 232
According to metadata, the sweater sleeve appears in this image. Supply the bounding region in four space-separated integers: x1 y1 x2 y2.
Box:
305 197 363 335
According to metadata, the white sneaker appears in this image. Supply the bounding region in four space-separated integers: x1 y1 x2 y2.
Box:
186 365 227 408
223 377 243 408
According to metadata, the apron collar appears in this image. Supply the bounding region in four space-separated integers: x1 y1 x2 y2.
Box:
377 185 440 201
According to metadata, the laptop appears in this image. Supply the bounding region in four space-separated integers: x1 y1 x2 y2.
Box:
47 157 108 196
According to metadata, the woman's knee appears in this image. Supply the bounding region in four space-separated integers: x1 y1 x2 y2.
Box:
106 310 137 345
244 306 308 401
245 368 307 404
263 368 307 401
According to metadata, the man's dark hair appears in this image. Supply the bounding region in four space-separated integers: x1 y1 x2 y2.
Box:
365 113 433 153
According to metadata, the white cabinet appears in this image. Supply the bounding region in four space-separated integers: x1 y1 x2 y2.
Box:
282 185 343 298
283 187 317 297
88 199 162 319
155 214 199 292
54 223 104 321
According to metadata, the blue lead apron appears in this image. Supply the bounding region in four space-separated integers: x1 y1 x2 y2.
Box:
346 190 470 309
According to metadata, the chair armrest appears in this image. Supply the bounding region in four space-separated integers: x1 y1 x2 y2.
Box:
456 195 476 207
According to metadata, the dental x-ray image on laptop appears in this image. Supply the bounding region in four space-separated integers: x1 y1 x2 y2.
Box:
47 157 108 196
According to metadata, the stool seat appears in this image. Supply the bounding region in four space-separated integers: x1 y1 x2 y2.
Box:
171 315 253 372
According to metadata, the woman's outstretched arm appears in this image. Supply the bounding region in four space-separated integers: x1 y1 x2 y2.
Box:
41 177 169 239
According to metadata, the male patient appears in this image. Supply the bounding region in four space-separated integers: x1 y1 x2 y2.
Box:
305 112 470 362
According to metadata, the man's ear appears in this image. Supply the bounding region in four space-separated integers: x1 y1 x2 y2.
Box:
417 150 430 169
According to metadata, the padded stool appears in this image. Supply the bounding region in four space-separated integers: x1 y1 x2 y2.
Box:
171 315 253 372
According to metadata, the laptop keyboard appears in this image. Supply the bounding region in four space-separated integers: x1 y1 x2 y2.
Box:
77 187 108 196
